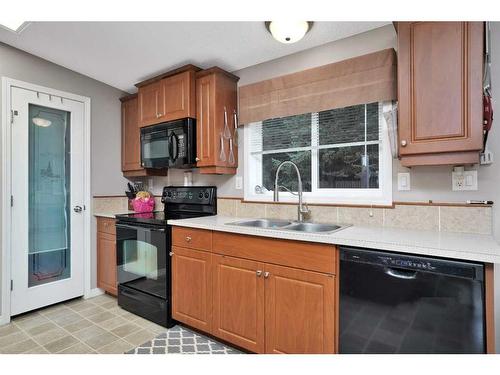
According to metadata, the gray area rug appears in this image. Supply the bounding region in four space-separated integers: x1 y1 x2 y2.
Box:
126 325 242 354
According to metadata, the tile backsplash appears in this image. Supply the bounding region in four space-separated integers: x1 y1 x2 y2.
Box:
92 196 492 235
216 198 493 235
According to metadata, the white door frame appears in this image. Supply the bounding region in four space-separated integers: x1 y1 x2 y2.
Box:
0 77 92 325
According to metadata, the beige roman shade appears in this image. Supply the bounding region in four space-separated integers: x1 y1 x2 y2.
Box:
238 48 397 125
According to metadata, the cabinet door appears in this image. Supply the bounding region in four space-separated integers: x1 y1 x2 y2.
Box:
265 264 335 354
138 81 163 127
121 97 142 171
171 246 212 332
195 73 215 167
398 22 483 157
212 255 265 353
97 231 117 296
161 71 195 122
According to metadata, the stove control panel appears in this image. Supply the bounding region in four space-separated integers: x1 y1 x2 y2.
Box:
162 186 216 205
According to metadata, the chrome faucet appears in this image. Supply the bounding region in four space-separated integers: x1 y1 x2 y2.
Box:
273 161 310 222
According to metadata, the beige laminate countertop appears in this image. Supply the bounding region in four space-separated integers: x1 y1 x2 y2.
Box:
167 215 500 264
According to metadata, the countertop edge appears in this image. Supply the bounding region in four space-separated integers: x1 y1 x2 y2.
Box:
93 211 135 219
168 217 500 264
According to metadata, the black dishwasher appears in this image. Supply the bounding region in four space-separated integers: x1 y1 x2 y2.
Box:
339 247 485 354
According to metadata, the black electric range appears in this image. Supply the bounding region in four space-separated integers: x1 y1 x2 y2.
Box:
115 186 217 327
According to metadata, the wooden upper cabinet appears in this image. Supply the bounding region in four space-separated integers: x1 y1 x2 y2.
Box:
196 67 239 174
212 255 265 353
120 95 167 177
138 80 163 127
137 65 198 128
161 71 196 122
264 264 335 354
121 95 141 172
397 22 484 166
171 246 212 332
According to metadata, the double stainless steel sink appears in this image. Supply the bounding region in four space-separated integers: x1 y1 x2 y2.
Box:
226 218 349 234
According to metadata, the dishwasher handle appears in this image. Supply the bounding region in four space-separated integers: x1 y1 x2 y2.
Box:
385 267 417 280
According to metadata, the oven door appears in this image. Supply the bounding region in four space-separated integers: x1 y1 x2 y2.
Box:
116 223 168 299
141 125 169 168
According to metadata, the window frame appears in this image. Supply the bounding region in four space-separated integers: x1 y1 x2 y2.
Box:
243 102 393 205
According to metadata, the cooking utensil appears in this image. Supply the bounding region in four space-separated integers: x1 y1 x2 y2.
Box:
222 106 232 139
219 133 226 162
228 138 235 165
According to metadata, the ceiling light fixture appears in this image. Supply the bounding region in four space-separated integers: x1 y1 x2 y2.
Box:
0 20 29 33
265 21 313 44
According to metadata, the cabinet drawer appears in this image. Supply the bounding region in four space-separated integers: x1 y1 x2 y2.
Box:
97 217 116 235
172 227 212 251
213 232 336 274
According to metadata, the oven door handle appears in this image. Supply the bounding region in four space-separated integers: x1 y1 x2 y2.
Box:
115 223 165 232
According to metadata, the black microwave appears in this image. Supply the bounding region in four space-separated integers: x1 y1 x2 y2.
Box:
140 118 196 169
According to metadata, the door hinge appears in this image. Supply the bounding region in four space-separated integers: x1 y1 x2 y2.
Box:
10 195 13 207
10 280 13 291
10 110 18 125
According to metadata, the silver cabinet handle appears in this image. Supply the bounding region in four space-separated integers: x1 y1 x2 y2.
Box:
264 272 270 279
185 236 192 242
73 205 83 213
401 140 407 147
256 270 262 277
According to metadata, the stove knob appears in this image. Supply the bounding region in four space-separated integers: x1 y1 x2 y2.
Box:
167 191 172 198
204 191 210 198
198 192 204 199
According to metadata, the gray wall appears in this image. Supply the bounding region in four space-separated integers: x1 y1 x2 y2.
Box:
0 42 127 315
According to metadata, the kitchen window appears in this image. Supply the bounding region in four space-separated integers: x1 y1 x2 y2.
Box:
243 102 393 205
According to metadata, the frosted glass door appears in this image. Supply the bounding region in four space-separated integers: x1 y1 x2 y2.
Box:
10 84 85 316
28 104 71 287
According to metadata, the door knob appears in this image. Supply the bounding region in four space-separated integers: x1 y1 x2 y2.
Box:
401 140 407 147
73 205 83 213
195 157 200 162
264 272 270 279
256 270 262 277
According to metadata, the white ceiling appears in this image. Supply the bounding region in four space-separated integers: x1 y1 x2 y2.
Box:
0 21 390 93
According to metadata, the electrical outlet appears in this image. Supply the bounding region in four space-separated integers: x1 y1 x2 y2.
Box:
235 176 243 190
397 172 411 191
480 150 494 165
452 168 478 191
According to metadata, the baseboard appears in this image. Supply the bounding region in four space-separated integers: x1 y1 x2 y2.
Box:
0 314 10 326
84 288 105 299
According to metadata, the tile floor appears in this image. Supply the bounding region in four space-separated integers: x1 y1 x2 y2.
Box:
0 293 166 354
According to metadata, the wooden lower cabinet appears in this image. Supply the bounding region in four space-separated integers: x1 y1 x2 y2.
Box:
264 264 335 354
96 218 117 296
170 227 336 354
171 246 212 332
212 255 265 353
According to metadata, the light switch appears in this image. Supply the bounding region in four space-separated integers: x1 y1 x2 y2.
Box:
235 176 243 190
398 172 411 191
